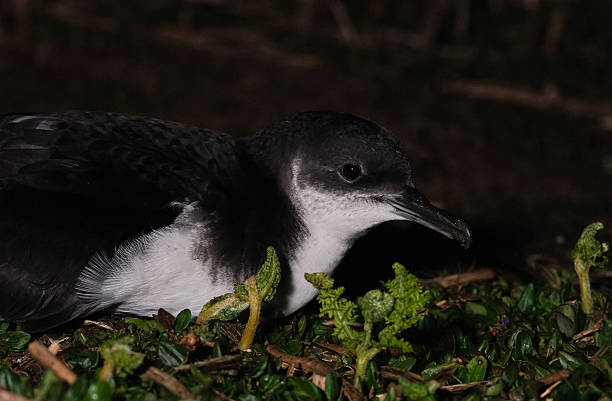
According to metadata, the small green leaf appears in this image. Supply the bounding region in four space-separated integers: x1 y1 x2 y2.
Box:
212 342 222 358
510 330 532 360
517 283 535 312
146 319 165 332
62 377 89 401
75 332 88 345
324 372 341 401
421 362 459 380
282 339 302 356
259 374 287 397
83 380 112 401
464 302 488 316
466 355 488 382
398 377 435 401
287 376 323 401
38 370 63 401
558 350 583 372
0 367 25 395
256 246 282 302
67 350 100 371
157 341 188 367
296 315 308 339
388 355 416 371
486 381 503 396
5 331 30 352
249 354 268 379
365 360 381 393
123 317 150 332
548 329 562 356
174 309 192 332
502 363 519 386
555 304 576 338
463 393 481 401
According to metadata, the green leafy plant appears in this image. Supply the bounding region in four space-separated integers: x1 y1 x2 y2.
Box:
571 222 609 314
0 323 30 357
98 337 144 381
197 246 281 350
305 262 430 388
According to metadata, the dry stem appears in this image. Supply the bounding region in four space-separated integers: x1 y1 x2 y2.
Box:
27 342 77 384
267 345 365 401
174 354 242 372
421 269 495 288
140 367 194 400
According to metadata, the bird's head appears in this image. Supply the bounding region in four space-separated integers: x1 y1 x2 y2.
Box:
267 111 471 248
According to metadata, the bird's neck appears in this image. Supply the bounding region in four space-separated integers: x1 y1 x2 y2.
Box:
278 214 359 315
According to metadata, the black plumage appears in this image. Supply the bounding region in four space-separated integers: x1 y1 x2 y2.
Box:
0 111 287 330
0 111 470 331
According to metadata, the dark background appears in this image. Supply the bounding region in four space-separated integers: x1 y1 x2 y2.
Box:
1 0 610 291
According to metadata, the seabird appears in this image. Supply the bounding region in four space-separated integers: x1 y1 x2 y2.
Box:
0 110 471 331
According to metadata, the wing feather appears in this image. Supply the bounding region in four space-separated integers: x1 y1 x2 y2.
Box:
0 111 244 330
0 111 243 209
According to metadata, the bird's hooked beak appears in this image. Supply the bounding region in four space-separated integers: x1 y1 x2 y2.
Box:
384 188 472 249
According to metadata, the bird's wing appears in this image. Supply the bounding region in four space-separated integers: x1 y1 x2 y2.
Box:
0 111 244 330
0 111 243 209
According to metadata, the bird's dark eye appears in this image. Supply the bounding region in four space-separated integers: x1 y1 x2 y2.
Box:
339 163 362 182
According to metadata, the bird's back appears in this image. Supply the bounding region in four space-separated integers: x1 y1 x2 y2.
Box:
0 111 241 330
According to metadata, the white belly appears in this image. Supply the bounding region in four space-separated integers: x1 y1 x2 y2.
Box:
76 205 235 317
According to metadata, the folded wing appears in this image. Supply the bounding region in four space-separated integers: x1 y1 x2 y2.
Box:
0 111 243 330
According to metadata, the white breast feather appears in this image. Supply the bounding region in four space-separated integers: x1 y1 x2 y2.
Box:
76 203 234 317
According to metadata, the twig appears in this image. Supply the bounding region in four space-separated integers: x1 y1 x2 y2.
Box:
47 337 70 355
322 320 363 327
27 342 77 384
592 344 610 360
267 345 365 401
421 269 495 288
84 320 115 331
435 293 479 311
267 345 336 377
211 388 237 401
0 387 35 401
140 367 194 400
543 7 566 56
379 366 424 383
540 379 562 398
441 381 492 393
328 0 360 45
537 369 569 385
305 341 352 356
173 354 242 372
441 79 612 120
573 319 603 342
